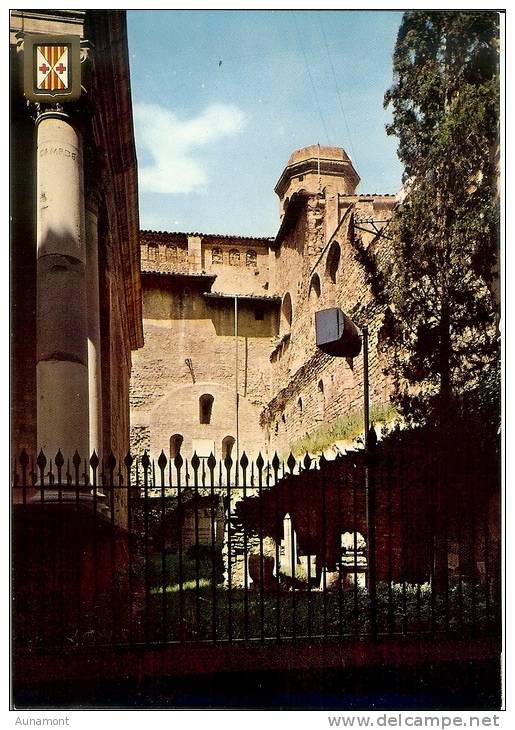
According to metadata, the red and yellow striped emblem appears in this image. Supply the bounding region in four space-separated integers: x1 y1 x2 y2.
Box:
36 45 69 91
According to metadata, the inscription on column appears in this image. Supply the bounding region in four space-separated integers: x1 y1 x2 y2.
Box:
39 146 77 160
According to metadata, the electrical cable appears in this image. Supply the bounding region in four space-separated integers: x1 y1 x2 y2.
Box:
292 12 332 145
317 12 360 170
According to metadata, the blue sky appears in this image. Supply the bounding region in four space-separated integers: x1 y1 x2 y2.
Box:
127 10 404 237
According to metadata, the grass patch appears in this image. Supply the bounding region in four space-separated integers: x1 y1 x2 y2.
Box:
290 403 399 457
138 581 496 643
151 578 212 593
19 577 498 647
140 547 225 589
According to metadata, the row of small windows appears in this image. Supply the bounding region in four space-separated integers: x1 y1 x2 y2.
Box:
212 248 257 267
145 243 186 262
144 244 258 267
149 239 338 279
169 433 235 460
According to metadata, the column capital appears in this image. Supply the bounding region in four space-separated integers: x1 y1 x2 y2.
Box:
35 108 70 126
14 31 25 54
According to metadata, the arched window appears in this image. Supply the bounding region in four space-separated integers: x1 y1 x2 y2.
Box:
222 435 235 460
326 241 341 284
229 249 240 266
297 397 303 415
341 531 366 553
317 379 325 420
148 243 158 261
309 273 321 301
212 247 223 265
199 394 214 424
281 292 293 334
246 250 257 267
170 434 183 459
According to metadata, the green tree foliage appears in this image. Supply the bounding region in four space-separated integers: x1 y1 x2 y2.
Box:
382 11 500 431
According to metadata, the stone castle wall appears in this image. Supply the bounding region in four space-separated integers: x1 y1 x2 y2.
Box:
264 190 396 455
130 147 398 462
130 233 280 460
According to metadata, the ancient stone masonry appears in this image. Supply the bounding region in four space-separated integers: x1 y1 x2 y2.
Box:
131 231 279 461
263 147 397 456
130 145 398 462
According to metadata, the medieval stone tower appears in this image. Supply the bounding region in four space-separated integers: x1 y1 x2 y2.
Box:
129 145 397 462
275 144 360 231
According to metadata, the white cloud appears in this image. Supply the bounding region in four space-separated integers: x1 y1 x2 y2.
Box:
134 102 246 194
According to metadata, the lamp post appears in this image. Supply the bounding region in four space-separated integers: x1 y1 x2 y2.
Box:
234 295 240 473
314 307 368 440
362 325 370 451
315 308 375 613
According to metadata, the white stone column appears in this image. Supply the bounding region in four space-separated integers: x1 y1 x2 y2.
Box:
85 189 102 459
36 112 89 465
281 512 297 576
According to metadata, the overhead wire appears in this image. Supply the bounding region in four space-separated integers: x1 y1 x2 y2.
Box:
292 12 332 146
317 12 360 171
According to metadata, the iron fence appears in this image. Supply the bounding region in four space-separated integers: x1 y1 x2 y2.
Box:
12 440 501 650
